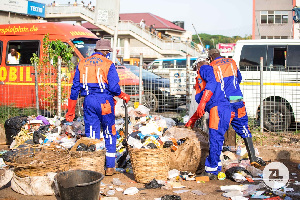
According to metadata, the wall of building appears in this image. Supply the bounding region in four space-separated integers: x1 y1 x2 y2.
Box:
0 11 38 24
254 0 294 39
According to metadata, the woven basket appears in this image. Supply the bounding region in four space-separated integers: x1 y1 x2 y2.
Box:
129 148 170 183
6 144 70 177
69 150 106 175
69 137 106 174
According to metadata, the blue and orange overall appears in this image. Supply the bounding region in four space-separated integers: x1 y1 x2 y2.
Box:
195 64 231 175
70 52 121 168
211 57 252 139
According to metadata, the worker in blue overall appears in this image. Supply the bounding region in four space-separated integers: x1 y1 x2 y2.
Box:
208 49 266 168
65 39 130 176
186 57 231 180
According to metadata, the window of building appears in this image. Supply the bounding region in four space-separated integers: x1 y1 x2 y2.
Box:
261 11 288 24
261 36 289 39
6 41 39 65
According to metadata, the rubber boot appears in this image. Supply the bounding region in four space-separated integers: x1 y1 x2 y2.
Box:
243 137 266 168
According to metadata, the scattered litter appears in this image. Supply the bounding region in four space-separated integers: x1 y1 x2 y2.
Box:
168 169 180 179
161 194 181 200
218 172 226 180
231 197 249 200
294 181 300 185
123 187 139 195
225 166 252 182
222 190 244 198
106 190 115 196
101 197 119 200
169 181 186 189
145 179 163 189
220 185 249 192
173 190 189 194
191 190 206 195
115 187 123 192
195 176 209 182
0 158 7 168
112 178 124 186
251 191 269 199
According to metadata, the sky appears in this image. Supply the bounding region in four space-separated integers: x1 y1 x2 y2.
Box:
38 0 253 37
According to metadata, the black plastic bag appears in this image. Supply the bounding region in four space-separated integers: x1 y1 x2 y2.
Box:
145 179 163 189
4 116 27 145
161 195 181 200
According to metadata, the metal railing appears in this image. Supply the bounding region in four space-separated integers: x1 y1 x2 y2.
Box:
45 6 200 57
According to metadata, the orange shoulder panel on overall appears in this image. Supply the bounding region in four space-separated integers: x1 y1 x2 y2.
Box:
78 54 112 83
211 58 238 82
195 72 206 94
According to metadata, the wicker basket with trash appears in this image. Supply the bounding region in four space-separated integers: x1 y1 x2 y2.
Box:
4 144 70 177
129 147 171 183
69 137 106 175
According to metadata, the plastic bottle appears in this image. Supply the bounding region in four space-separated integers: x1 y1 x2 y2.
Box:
236 145 241 156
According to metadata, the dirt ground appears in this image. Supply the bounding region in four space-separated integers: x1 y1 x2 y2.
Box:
0 124 300 200
0 159 299 200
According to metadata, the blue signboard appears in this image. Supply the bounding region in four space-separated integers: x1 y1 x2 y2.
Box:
27 1 45 18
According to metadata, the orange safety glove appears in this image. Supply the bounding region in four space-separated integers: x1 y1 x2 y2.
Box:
185 112 199 128
65 98 77 122
197 90 213 118
118 91 130 103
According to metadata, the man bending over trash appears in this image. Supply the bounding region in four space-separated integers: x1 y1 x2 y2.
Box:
186 56 231 180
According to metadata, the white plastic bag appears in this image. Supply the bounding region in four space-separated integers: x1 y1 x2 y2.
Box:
11 172 57 195
189 89 198 118
0 169 13 188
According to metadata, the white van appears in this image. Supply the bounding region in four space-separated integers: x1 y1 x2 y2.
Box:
233 39 300 131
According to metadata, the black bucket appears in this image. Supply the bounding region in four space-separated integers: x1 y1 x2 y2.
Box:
55 170 104 200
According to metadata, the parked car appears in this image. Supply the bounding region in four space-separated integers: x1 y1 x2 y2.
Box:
122 64 186 112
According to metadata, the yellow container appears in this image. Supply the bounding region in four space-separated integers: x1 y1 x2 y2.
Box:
134 102 139 109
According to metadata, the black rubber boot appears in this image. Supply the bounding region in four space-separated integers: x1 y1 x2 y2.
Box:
243 137 266 168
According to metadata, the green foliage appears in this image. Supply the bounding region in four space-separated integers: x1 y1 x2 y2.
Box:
0 105 36 124
30 34 75 113
192 33 252 49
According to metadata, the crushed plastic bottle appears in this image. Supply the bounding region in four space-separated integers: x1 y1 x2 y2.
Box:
236 145 241 156
107 190 115 196
113 178 123 186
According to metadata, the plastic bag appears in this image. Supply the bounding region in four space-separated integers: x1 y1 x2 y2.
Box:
189 89 198 118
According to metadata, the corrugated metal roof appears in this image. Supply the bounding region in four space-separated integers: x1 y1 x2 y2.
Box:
120 13 185 31
82 13 185 32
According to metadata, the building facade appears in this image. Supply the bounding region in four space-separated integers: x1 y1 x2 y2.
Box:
253 0 295 39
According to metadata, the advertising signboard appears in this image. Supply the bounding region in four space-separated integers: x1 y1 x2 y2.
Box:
2 0 27 15
95 0 119 26
27 1 45 18
217 43 236 53
1 0 45 18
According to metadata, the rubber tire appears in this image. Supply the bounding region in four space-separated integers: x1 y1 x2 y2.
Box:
263 101 292 132
142 92 159 112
